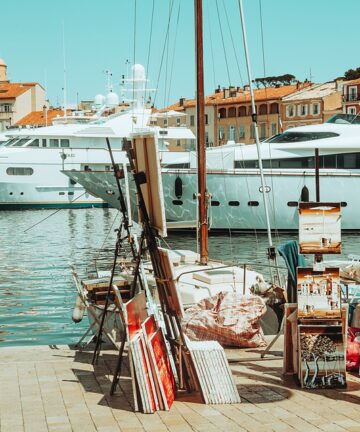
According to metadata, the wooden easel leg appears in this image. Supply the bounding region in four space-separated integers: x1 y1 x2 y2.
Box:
110 332 127 395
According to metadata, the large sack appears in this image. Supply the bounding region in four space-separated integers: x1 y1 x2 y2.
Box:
182 292 267 347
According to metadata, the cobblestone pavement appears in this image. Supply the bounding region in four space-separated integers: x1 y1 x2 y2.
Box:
1 337 360 432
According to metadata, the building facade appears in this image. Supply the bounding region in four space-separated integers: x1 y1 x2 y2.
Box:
0 58 46 132
281 81 342 130
342 78 360 115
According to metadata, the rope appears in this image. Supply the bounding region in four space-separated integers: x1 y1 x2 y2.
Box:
24 191 87 233
144 0 155 106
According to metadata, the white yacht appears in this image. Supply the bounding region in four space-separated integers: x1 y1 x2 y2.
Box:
0 64 194 209
63 115 360 230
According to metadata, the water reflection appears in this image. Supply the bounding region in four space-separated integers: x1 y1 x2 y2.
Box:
0 208 360 347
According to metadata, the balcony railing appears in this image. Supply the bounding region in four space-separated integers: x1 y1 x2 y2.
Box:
345 94 360 102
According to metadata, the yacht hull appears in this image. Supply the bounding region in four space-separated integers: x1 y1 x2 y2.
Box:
64 168 360 230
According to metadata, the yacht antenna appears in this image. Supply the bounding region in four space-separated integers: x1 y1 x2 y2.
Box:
195 0 208 265
62 21 67 117
238 0 277 267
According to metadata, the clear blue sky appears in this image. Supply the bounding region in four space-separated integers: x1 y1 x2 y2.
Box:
1 0 359 109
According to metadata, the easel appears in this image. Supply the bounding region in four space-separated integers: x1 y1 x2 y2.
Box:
110 137 198 397
91 138 142 365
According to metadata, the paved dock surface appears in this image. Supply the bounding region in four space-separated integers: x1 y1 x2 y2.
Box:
1 337 360 432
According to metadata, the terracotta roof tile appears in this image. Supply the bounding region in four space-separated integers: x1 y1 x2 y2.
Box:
0 82 39 99
16 109 70 126
159 84 307 112
343 78 360 86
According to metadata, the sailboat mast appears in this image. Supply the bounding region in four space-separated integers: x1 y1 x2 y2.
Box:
238 0 274 250
195 0 208 265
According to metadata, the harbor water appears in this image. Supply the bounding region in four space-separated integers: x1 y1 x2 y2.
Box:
1 208 360 347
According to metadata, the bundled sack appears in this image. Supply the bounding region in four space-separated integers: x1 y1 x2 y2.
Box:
182 292 267 347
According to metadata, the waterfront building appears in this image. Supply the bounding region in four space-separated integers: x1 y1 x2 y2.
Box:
342 78 360 115
0 58 46 131
281 81 342 130
159 83 310 147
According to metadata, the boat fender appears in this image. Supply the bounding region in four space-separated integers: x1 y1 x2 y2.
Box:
301 185 309 202
175 176 183 199
72 293 85 323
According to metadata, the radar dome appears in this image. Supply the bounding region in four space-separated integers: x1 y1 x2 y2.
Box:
106 91 119 107
94 94 106 107
132 64 146 81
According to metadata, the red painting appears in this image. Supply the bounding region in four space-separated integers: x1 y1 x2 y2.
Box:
125 291 148 340
150 329 176 409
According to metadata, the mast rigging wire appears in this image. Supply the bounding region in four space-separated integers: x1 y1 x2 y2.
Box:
152 0 175 108
215 0 231 85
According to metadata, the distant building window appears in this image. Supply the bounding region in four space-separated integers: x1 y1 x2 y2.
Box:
238 106 247 117
299 104 308 116
228 126 236 141
6 167 34 176
260 123 266 139
176 118 181 126
205 132 209 146
3 104 12 113
259 104 267 115
250 124 255 139
218 108 226 119
190 115 195 126
239 125 245 139
219 126 225 140
42 139 47 147
349 86 358 101
164 118 168 127
270 103 279 114
312 103 320 115
205 114 208 125
286 105 295 117
228 107 236 117
271 123 277 136
49 139 59 147
177 140 181 147
347 106 357 115
60 139 70 147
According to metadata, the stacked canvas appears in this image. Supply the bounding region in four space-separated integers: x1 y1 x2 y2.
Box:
115 290 176 413
187 339 240 404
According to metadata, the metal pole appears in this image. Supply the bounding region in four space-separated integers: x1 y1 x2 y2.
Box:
238 0 273 249
195 0 208 265
315 148 320 202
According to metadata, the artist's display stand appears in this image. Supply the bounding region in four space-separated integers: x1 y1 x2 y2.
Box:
283 303 348 388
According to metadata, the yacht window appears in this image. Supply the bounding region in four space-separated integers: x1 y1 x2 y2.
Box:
59 192 65 195
341 202 347 207
327 114 360 124
287 201 298 207
6 167 34 176
42 139 47 147
228 201 240 206
60 139 70 147
68 191 74 195
172 200 183 205
49 139 59 147
162 163 190 169
211 200 220 206
248 201 259 206
235 153 360 169
28 139 39 147
4 138 19 146
12 138 30 147
269 131 339 143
